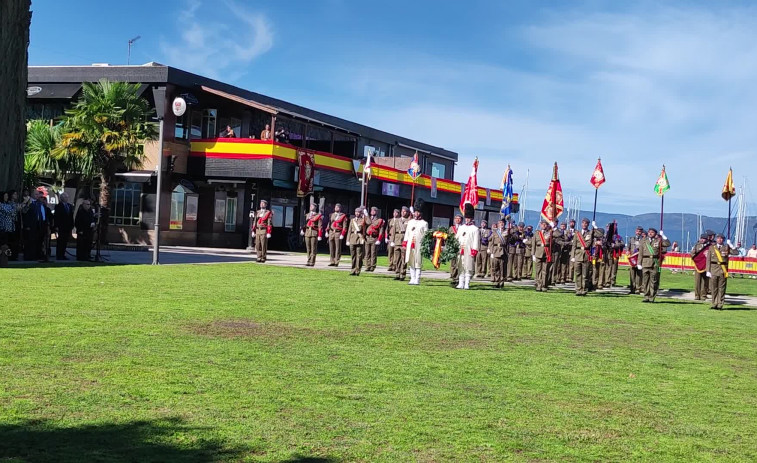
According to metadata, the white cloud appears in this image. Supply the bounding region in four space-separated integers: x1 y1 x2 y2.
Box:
160 0 273 80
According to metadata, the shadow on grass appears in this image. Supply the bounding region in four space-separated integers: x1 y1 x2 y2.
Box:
3 260 128 269
0 417 249 462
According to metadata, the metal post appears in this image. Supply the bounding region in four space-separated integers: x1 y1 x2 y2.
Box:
247 193 255 252
152 117 164 265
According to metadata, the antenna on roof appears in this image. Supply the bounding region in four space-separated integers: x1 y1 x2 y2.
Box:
127 35 141 65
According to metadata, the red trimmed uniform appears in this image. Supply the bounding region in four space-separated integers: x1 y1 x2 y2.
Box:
364 216 384 272
328 211 348 266
255 209 273 262
302 211 323 266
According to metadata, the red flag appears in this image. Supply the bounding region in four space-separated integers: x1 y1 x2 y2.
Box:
459 158 479 213
540 162 564 223
590 158 606 189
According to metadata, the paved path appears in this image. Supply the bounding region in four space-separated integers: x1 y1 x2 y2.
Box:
7 245 757 308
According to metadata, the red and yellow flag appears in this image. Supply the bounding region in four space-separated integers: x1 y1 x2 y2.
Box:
540 162 564 223
589 158 606 189
722 168 736 201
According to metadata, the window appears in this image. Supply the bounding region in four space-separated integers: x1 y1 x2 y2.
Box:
109 182 142 226
431 162 446 179
190 110 203 139
306 125 332 153
174 112 189 140
214 199 226 222
201 109 217 138
224 197 237 232
218 116 242 138
170 185 188 230
271 205 284 227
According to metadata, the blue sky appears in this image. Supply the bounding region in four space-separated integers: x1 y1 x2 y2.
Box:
29 0 757 217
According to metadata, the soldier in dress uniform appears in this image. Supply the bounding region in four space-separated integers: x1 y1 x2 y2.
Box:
505 221 520 282
327 203 348 266
608 229 625 287
386 209 400 272
514 222 527 280
389 206 410 280
489 222 500 283
476 219 492 277
489 219 507 287
364 206 384 272
403 203 428 285
455 203 480 290
449 214 462 286
571 218 593 296
566 219 577 282
254 200 273 263
522 224 534 279
707 233 738 310
704 229 716 298
627 226 645 294
635 227 671 302
549 220 564 285
300 202 323 266
346 207 370 276
690 234 709 301
531 220 553 291
590 227 606 290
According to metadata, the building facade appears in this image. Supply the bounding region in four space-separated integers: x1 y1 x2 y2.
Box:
27 63 504 250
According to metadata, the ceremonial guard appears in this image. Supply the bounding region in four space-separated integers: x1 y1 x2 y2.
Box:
514 222 527 280
531 221 553 291
550 220 564 285
449 214 462 285
254 200 273 263
385 209 400 272
327 203 348 266
489 219 507 287
364 207 384 272
346 207 370 276
566 219 576 282
388 207 410 280
505 222 520 282
522 224 534 279
707 233 737 310
636 228 671 302
690 234 710 300
489 222 500 283
403 203 428 285
627 226 644 294
590 227 606 290
300 203 323 266
608 229 625 287
476 219 492 277
455 204 480 290
571 218 593 296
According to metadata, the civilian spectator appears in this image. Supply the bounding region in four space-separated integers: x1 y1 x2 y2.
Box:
219 125 236 138
736 241 746 257
39 195 53 262
260 124 272 140
0 191 16 252
75 199 96 261
275 127 288 144
671 241 680 252
746 244 757 259
54 192 75 260
21 189 44 261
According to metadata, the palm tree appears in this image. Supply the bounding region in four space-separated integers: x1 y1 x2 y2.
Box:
24 119 63 188
55 79 158 214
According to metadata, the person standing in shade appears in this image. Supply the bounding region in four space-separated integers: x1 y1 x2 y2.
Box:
489 219 507 288
389 207 410 280
53 193 75 260
254 200 272 263
346 207 370 276
476 219 491 278
707 234 738 310
364 207 384 272
522 224 534 279
609 231 625 287
505 222 520 282
549 220 564 285
403 204 428 285
627 226 645 294
571 218 593 296
327 203 348 266
448 214 462 286
455 204 480 290
531 220 553 292
691 234 710 301
566 219 577 282
300 203 322 266
636 228 671 303
74 199 96 261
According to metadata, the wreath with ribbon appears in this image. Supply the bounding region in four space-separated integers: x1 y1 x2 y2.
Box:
421 227 460 268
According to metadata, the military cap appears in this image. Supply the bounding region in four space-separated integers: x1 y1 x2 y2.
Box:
370 206 378 212
401 206 409 211
636 226 644 231
518 222 525 227
454 213 463 218
716 233 725 239
393 208 400 213
648 227 658 233
700 234 707 239
582 218 590 223
335 203 342 208
260 199 268 205
706 229 715 236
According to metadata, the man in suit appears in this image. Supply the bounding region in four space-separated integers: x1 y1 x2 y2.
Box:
300 202 322 266
346 207 370 276
75 199 96 261
531 220 553 292
636 228 671 303
54 192 75 260
707 233 738 310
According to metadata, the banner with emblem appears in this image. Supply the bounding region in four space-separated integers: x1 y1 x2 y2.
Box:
540 162 564 223
297 150 315 197
590 158 606 189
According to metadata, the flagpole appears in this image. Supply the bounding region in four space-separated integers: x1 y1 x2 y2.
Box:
592 188 598 223
410 179 416 209
727 167 732 241
360 168 366 208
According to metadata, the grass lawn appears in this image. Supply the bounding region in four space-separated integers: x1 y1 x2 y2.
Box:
2 263 757 462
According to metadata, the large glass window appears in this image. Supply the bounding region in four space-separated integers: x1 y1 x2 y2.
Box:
333 132 357 158
217 116 242 138
431 162 446 179
224 197 237 232
190 110 203 139
170 185 188 230
109 182 142 226
201 109 217 138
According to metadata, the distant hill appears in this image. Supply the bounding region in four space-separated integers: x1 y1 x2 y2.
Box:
517 210 757 249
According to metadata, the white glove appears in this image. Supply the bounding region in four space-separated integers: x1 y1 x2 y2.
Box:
385 238 390 244
389 242 394 247
592 221 597 229
300 230 305 236
317 237 322 241
409 206 415 213
346 241 350 246
706 271 712 278
727 239 733 248
571 258 575 262
339 235 343 240
266 233 271 239
637 264 642 270
660 231 667 240
532 255 537 262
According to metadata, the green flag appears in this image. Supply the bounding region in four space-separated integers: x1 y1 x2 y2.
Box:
654 166 670 196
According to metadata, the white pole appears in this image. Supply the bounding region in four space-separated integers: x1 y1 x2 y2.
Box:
152 118 164 265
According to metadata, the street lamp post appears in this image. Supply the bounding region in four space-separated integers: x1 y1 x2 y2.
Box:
151 87 167 265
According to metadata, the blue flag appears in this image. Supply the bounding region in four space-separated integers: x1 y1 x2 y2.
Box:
500 166 514 216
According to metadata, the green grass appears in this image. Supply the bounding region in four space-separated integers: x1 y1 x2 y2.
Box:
2 263 757 462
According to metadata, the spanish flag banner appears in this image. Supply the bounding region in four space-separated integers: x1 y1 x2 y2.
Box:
722 168 736 201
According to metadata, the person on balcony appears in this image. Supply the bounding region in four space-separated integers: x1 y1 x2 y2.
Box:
219 125 236 138
260 124 272 140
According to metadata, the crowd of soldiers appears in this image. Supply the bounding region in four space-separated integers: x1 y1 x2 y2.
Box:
255 199 738 308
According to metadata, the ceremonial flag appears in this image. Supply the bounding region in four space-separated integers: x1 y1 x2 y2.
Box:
540 162 564 223
363 151 372 181
654 166 670 196
589 158 606 189
407 151 420 180
459 157 479 213
722 168 735 201
500 165 514 216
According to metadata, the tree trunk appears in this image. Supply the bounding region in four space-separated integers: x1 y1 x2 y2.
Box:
0 0 32 192
98 172 111 244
